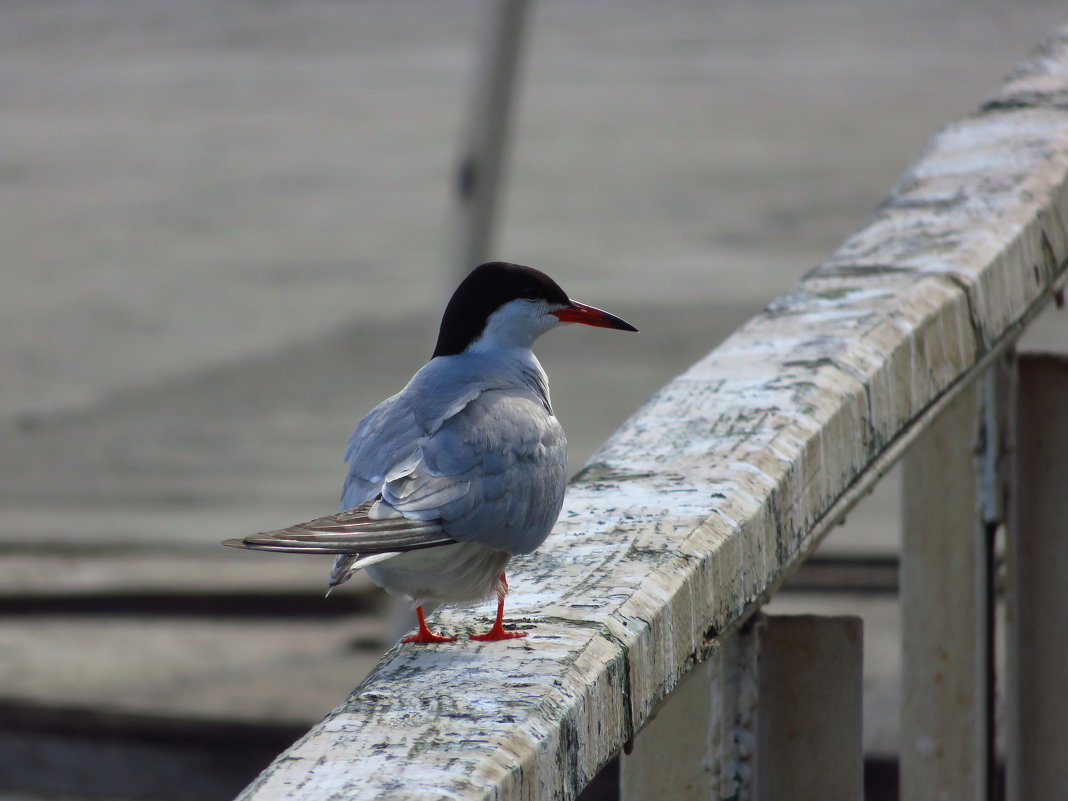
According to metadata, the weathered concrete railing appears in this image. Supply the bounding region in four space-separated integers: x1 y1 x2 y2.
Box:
237 27 1068 801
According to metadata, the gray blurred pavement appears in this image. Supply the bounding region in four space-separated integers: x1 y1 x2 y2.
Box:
4 0 1065 553
3 0 1068 775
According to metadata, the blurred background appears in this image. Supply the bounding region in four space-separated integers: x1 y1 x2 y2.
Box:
2 0 1067 799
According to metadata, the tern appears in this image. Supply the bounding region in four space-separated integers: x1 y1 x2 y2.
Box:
224 262 637 643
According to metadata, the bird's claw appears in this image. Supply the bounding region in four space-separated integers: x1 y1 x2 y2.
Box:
401 630 457 644
469 623 526 642
402 605 457 643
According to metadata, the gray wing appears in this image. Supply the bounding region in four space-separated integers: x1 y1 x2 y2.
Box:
222 500 458 555
339 363 496 510
381 388 568 555
228 354 566 563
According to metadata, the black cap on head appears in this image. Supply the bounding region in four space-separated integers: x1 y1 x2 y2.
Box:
432 262 570 357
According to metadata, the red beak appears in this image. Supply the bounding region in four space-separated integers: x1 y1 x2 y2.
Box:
552 300 638 332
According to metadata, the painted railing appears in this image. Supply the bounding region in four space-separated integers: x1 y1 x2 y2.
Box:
236 24 1068 801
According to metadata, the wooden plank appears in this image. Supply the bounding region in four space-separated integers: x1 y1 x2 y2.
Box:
0 552 373 598
0 706 302 801
899 379 991 801
0 616 386 726
1007 353 1068 800
755 615 863 801
237 26 1068 801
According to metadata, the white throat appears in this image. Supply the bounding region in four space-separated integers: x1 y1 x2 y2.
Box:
466 298 560 354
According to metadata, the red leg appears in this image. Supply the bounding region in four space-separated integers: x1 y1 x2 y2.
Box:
401 605 456 644
470 573 526 641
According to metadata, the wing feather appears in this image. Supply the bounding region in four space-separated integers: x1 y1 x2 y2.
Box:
381 389 567 554
223 501 457 555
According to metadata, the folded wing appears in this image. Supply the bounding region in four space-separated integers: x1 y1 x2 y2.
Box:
222 500 458 555
381 389 567 555
226 354 566 561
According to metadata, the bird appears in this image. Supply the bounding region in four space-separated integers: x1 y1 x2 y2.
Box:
223 262 637 643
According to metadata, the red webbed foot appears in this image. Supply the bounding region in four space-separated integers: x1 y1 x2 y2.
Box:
469 572 527 641
401 606 456 644
470 622 526 641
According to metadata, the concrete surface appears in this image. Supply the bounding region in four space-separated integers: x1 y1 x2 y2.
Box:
2 0 1067 789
